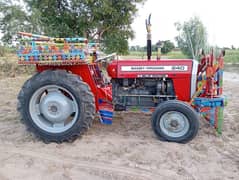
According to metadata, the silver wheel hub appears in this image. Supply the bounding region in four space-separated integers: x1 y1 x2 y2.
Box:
160 111 189 138
29 85 79 133
40 92 74 123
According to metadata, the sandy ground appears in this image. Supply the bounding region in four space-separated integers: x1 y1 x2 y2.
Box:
0 72 238 180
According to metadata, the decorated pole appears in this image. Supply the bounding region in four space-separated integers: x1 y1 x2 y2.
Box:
192 50 226 134
17 32 88 43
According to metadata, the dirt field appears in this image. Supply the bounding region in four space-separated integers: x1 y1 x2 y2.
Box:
0 71 238 180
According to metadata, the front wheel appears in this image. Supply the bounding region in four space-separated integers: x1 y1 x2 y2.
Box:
151 100 199 143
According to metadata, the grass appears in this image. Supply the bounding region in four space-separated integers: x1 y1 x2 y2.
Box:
164 51 188 59
122 50 239 64
0 54 34 77
224 50 239 64
121 51 187 60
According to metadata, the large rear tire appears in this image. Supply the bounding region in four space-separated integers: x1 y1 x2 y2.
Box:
151 100 199 143
17 70 95 143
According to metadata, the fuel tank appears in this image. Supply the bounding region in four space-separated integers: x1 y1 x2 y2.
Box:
107 59 198 101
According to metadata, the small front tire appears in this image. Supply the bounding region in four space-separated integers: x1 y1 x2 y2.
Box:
151 100 199 143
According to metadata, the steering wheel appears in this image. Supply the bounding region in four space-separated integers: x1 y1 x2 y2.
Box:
94 53 117 63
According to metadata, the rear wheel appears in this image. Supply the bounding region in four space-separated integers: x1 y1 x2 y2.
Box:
17 70 95 143
151 100 199 143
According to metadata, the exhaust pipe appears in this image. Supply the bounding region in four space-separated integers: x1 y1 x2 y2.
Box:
146 14 152 60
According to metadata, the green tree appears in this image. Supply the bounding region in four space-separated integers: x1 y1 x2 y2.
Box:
0 1 43 44
102 31 129 55
175 16 207 60
0 0 145 54
160 40 175 54
151 44 157 51
231 45 235 50
129 46 137 51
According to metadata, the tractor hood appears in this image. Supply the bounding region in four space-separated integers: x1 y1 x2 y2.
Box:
107 59 198 101
107 59 194 79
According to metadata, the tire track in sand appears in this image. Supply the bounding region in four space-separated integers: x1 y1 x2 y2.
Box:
0 146 167 180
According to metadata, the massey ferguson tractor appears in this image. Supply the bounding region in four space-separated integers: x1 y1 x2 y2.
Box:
16 16 225 143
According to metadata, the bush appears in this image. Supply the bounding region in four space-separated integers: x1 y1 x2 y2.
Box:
161 40 175 54
0 46 6 57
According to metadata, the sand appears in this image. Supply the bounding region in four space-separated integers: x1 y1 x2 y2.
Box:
0 72 238 180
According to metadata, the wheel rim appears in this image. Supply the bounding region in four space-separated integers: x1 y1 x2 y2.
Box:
159 111 190 138
29 85 79 133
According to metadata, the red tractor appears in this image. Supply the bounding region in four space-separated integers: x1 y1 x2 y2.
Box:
16 18 225 143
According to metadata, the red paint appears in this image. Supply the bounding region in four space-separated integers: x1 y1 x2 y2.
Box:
107 59 193 101
36 58 194 110
36 64 112 111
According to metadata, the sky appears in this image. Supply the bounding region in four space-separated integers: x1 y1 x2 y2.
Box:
129 0 239 48
1 0 238 48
